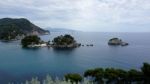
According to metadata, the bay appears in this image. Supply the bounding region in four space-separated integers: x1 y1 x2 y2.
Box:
0 32 150 83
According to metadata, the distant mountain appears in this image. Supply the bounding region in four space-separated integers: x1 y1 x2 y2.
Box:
46 28 79 32
0 18 49 40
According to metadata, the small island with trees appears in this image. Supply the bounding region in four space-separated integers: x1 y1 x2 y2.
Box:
21 35 46 48
51 34 81 49
21 34 81 49
108 38 129 46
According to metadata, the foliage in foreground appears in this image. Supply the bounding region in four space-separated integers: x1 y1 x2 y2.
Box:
84 63 150 84
10 62 150 84
9 75 92 84
65 73 83 83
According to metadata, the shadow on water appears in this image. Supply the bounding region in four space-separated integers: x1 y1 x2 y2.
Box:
21 47 41 51
0 40 20 44
52 47 76 55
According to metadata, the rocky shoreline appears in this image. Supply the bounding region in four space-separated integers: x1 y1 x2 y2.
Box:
108 38 129 46
21 34 94 49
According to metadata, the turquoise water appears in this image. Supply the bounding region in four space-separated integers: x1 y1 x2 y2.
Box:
0 32 150 83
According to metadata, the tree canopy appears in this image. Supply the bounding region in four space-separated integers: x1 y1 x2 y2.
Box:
65 73 82 83
0 24 23 40
83 63 150 83
10 62 150 84
52 34 75 45
21 35 41 47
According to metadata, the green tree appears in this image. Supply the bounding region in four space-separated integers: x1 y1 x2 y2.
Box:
65 73 82 83
141 63 150 77
104 68 119 83
141 63 150 83
21 35 41 47
84 68 104 83
127 69 143 83
52 34 75 45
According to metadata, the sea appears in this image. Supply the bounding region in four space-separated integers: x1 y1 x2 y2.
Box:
0 32 150 83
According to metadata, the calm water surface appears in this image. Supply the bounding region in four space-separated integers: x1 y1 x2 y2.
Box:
0 32 150 83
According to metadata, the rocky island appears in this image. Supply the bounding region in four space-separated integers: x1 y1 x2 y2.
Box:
51 34 81 49
0 18 49 41
108 38 129 46
21 35 47 48
21 34 81 48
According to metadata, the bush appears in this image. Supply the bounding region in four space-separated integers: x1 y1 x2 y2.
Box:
65 73 82 83
141 62 150 77
84 68 104 83
141 63 150 83
127 69 143 82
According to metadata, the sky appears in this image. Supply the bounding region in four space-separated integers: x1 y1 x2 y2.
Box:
0 0 150 32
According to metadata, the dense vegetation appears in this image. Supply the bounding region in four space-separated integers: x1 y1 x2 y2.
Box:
12 75 92 84
21 34 79 48
10 62 150 84
83 63 150 84
21 35 41 47
0 18 49 40
0 25 23 40
65 73 82 83
52 34 76 45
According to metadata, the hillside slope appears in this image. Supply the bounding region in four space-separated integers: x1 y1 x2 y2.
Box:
0 18 49 40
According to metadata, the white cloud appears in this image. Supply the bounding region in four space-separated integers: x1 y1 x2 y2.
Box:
0 0 150 32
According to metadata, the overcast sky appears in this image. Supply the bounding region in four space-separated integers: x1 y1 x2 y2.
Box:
0 0 150 32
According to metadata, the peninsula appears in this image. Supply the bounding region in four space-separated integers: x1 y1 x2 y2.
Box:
0 18 49 41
